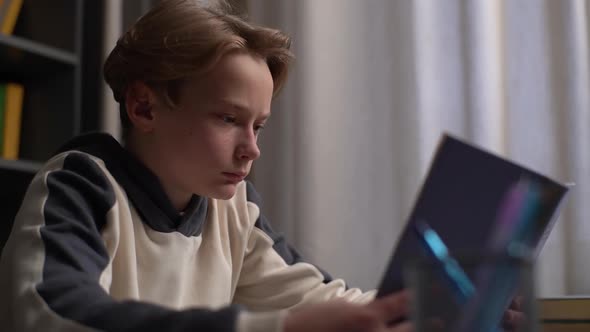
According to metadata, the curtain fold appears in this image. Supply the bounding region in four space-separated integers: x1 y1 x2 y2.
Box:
101 0 124 140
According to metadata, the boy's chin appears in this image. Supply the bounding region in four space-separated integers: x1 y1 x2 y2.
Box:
207 184 238 200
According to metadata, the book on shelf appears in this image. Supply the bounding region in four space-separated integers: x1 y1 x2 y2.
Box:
0 0 23 35
2 82 23 160
0 84 5 155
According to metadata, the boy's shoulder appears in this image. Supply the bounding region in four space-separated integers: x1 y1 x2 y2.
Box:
35 149 111 184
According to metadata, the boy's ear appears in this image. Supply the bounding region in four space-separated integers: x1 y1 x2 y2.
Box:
125 81 158 133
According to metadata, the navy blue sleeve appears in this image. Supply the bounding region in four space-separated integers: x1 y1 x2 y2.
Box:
33 153 239 332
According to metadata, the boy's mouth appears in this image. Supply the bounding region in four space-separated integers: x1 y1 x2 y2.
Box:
222 172 247 182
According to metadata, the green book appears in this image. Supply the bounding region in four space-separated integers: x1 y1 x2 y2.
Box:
0 84 6 156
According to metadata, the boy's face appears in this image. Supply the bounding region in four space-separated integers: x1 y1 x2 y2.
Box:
150 52 274 200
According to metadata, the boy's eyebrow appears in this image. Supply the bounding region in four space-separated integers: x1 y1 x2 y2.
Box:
217 100 271 120
258 112 271 121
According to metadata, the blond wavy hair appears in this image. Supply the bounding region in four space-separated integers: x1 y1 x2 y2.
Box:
103 0 294 129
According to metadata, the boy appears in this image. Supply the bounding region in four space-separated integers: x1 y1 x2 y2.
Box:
0 0 522 331
0 0 410 331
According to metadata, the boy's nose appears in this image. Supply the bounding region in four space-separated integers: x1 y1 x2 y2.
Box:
237 132 261 161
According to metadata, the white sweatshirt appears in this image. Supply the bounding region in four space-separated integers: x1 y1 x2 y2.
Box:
0 133 374 332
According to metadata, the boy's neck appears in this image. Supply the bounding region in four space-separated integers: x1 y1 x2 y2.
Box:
124 133 193 213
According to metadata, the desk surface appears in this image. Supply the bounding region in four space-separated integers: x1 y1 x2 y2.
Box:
540 297 590 332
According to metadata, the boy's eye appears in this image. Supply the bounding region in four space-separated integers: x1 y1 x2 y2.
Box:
254 124 265 134
221 115 236 124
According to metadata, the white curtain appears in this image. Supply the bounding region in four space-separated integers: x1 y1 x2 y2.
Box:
101 0 123 141
248 0 590 297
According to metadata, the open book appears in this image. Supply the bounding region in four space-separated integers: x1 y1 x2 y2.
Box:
377 134 570 297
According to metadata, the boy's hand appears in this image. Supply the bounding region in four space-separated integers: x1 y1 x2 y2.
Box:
501 296 526 331
283 290 412 332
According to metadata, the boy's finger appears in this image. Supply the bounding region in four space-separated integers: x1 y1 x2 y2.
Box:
370 290 411 322
501 309 526 331
509 296 524 310
387 321 413 332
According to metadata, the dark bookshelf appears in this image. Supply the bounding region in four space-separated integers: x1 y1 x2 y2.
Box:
0 0 87 251
0 0 155 252
0 159 38 250
0 158 41 174
0 34 78 76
